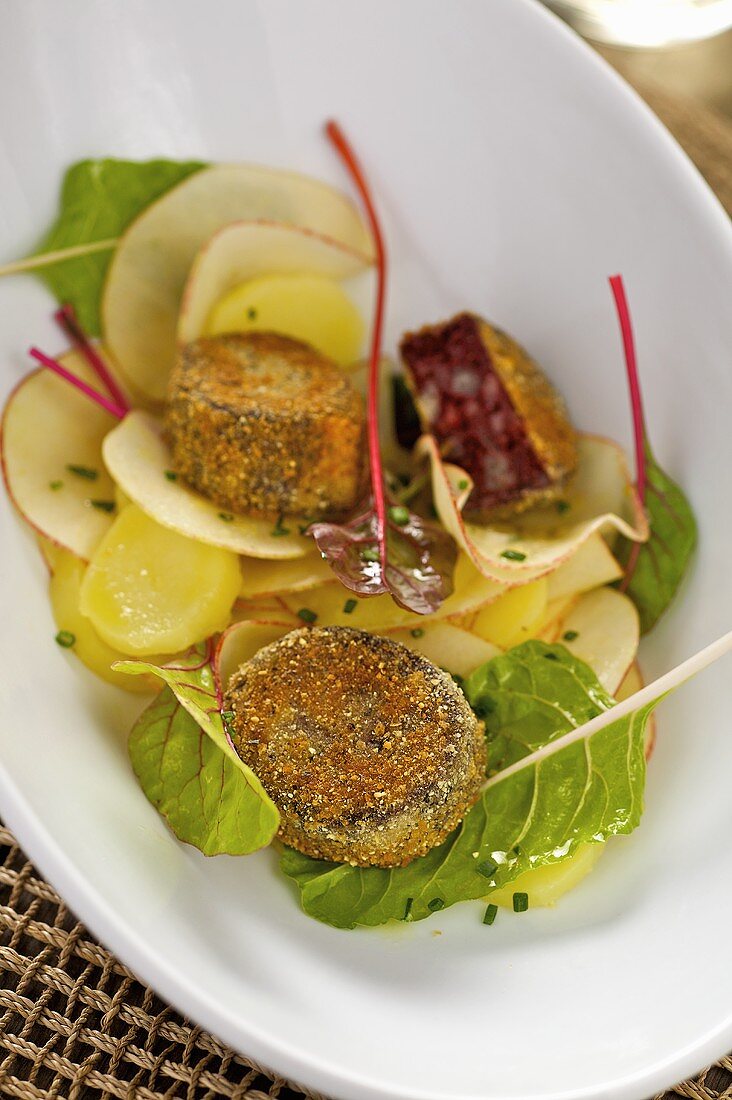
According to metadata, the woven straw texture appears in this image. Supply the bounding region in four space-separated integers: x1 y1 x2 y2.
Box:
1 49 731 1100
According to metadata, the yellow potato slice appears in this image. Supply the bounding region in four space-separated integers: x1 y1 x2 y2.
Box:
102 411 310 559
102 165 374 404
422 433 648 583
239 551 334 599
50 548 163 692
177 220 369 361
37 534 63 574
383 622 500 677
491 843 606 909
2 352 120 560
215 619 297 690
79 504 241 655
471 578 548 649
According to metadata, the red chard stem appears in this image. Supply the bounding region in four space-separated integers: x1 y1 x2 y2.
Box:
54 303 130 414
325 119 388 563
29 347 127 420
609 275 647 504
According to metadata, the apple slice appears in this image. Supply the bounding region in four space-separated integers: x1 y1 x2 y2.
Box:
102 411 310 559
422 433 648 584
546 532 622 600
383 622 500 678
238 552 334 599
554 587 640 695
178 221 371 365
101 164 374 404
2 350 121 560
616 660 656 758
214 619 298 692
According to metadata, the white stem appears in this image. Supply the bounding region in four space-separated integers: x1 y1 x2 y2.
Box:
0 237 118 277
484 628 732 791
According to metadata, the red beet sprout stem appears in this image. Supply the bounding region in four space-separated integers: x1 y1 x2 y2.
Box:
325 119 388 563
609 274 647 591
29 347 127 420
54 304 130 413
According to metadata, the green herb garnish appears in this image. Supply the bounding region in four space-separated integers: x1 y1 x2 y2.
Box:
49 480 63 491
500 549 526 562
402 897 414 921
89 499 115 513
343 598 358 614
388 505 410 527
563 630 579 642
247 307 258 321
458 479 469 491
361 547 380 563
476 858 498 880
427 897 445 912
410 628 425 638
483 903 498 926
218 512 234 523
297 608 318 624
271 515 291 537
164 469 178 481
66 463 98 480
55 630 76 648
513 892 529 913
555 500 570 515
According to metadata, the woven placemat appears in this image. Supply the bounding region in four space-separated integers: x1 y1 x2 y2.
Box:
1 54 732 1100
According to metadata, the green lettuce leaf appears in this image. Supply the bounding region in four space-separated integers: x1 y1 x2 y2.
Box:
618 444 697 635
281 641 658 928
117 646 279 853
32 158 205 333
129 687 274 856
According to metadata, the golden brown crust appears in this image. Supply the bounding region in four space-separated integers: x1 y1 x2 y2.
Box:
477 319 577 509
224 626 486 867
165 332 366 519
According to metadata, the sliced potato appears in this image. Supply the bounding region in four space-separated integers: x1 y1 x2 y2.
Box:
178 221 369 360
79 504 241 655
556 587 640 695
423 433 648 584
491 843 606 909
239 551 334 599
102 411 309 559
37 534 63 574
2 353 120 559
50 548 163 692
471 578 548 649
531 595 578 642
546 533 622 601
383 622 500 677
102 164 374 403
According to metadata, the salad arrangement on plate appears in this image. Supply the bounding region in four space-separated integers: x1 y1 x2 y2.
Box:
0 122 723 929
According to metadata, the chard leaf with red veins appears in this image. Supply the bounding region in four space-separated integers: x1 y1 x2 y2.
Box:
610 276 697 633
310 121 457 616
309 498 457 614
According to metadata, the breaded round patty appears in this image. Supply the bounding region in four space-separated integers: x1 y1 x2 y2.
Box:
165 332 365 519
224 626 486 868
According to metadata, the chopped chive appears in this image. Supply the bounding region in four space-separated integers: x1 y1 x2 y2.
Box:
544 652 560 661
164 469 178 481
428 504 438 520
49 480 63 491
66 463 98 480
221 710 235 721
218 512 234 522
271 515 291 537
89 499 115 513
361 547 380 563
55 630 76 649
563 630 579 642
457 478 469 491
388 504 410 526
427 897 445 912
247 307 258 321
410 628 425 638
483 903 498 926
476 858 498 880
298 523 311 535
402 897 414 921
297 608 318 624
513 892 529 913
343 598 358 614
451 672 464 688
500 549 526 562
555 500 570 515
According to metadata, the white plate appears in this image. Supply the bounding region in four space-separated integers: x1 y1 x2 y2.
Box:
1 2 732 1098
